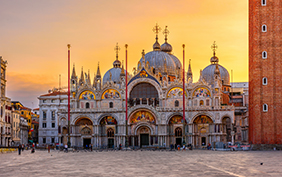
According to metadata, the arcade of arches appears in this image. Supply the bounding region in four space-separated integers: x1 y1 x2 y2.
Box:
59 113 232 149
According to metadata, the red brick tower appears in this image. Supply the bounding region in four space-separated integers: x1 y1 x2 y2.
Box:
249 0 282 145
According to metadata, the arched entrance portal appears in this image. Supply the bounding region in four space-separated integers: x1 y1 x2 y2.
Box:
168 115 186 147
129 110 156 147
74 117 93 148
193 115 213 148
100 116 117 148
137 126 150 147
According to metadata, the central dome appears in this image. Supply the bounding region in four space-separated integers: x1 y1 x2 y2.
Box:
139 50 182 77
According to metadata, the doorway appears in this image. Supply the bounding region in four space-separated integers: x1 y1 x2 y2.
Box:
108 139 114 148
83 138 91 149
201 137 206 146
176 138 182 146
140 134 149 147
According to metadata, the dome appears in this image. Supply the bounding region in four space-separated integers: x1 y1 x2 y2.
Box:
169 54 182 70
210 56 219 64
153 41 161 50
139 50 180 76
103 67 122 85
161 42 172 53
202 64 230 86
113 59 121 68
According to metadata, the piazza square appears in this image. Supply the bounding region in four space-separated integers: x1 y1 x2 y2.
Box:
1 150 282 177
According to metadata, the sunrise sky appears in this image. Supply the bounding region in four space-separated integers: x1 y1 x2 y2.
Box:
0 0 248 108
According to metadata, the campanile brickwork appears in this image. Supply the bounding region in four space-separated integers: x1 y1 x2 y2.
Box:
249 0 282 144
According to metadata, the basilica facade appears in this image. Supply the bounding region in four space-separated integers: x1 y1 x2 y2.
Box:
39 26 235 149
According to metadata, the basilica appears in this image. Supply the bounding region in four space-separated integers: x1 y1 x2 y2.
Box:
40 25 235 149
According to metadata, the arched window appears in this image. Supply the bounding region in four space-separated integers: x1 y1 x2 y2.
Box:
262 51 267 59
262 77 267 85
175 100 179 107
175 127 182 137
200 100 204 106
85 102 90 109
107 128 114 137
262 25 267 32
109 102 113 108
263 104 268 112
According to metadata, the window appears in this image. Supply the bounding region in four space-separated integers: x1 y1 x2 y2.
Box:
21 111 24 115
51 138 55 143
43 138 46 144
262 25 267 32
52 123 55 128
109 102 113 108
42 123 46 128
200 100 204 106
262 77 267 85
175 127 182 137
51 99 55 103
206 99 210 106
175 100 179 107
262 51 267 59
194 100 197 106
263 104 268 112
262 0 266 6
43 100 46 103
86 102 90 109
60 99 63 103
43 111 46 120
107 128 114 137
51 111 55 120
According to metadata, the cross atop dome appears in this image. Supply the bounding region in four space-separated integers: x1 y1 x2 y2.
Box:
153 23 161 35
152 23 161 51
211 41 217 56
210 41 219 64
114 43 120 60
113 43 121 68
163 26 169 42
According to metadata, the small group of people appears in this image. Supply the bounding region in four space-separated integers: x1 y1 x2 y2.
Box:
18 143 35 155
170 144 193 151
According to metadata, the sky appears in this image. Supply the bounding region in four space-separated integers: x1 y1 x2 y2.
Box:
0 0 248 109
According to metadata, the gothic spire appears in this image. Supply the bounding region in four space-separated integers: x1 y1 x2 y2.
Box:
96 62 101 78
120 60 125 76
187 59 192 76
71 64 77 79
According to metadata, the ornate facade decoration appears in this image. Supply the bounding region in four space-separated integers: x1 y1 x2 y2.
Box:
38 25 236 149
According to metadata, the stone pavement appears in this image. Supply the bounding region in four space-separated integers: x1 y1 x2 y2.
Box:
0 149 282 177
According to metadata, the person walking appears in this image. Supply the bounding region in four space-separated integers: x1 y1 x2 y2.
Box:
18 144 22 155
48 144 51 153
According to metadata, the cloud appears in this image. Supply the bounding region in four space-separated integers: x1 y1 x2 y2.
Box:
6 72 60 108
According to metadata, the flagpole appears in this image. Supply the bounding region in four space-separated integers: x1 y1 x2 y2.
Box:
67 44 71 148
125 44 128 148
182 44 186 145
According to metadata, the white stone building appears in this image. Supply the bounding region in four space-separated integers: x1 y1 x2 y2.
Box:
38 90 68 145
